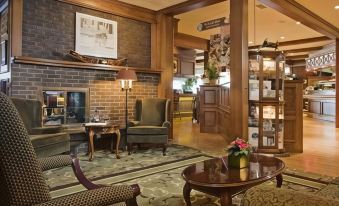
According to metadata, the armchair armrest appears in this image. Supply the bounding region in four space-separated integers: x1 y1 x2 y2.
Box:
34 185 139 206
31 126 62 135
162 121 171 129
243 185 339 206
128 121 140 127
38 155 73 171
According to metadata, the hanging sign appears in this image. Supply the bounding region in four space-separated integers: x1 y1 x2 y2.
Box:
197 17 229 31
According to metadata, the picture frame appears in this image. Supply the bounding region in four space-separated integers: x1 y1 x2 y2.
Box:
75 12 118 58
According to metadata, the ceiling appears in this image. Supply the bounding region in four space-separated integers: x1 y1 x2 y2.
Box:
295 0 339 29
117 0 188 11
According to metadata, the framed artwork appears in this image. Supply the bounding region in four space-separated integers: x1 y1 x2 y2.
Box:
75 12 118 58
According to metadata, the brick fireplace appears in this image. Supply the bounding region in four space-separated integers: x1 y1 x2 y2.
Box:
11 63 160 126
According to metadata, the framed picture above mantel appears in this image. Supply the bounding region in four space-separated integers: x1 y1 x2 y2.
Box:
75 12 118 58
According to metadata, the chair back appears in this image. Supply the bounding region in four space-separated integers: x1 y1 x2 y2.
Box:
0 93 51 205
136 98 170 126
11 98 42 134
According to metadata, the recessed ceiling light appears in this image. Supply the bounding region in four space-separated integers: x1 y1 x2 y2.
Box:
280 36 285 39
296 21 301 25
248 41 253 44
335 5 339 9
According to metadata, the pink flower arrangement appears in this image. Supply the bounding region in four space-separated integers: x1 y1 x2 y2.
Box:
226 138 251 156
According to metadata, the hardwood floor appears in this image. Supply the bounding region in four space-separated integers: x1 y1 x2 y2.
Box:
173 116 339 177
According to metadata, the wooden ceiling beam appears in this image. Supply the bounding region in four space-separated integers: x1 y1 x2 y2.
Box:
57 0 156 23
175 32 209 51
158 0 226 16
284 46 323 54
285 54 308 60
249 36 331 50
259 0 339 39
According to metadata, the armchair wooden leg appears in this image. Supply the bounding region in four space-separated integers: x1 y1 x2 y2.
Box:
128 143 132 155
125 197 138 206
162 144 167 156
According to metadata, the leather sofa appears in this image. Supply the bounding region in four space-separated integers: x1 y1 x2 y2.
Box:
11 98 70 157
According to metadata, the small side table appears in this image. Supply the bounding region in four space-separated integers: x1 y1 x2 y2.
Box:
84 123 121 161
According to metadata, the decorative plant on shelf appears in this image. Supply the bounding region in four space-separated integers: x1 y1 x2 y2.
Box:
225 138 252 168
205 64 219 84
182 78 197 93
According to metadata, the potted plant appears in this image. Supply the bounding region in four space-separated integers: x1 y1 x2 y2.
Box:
182 78 197 93
225 138 251 168
206 64 219 85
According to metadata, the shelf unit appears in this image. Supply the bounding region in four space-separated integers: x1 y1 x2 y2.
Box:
248 51 285 153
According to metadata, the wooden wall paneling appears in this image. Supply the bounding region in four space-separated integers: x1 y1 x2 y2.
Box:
230 0 248 138
199 85 219 133
57 0 156 23
10 0 22 57
156 13 174 138
284 80 303 152
151 23 158 70
259 0 339 39
174 33 208 51
336 39 339 128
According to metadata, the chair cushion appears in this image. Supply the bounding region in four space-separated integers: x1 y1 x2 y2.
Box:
128 126 168 135
30 133 69 149
139 99 167 126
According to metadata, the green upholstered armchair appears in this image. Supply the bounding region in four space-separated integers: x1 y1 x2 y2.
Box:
11 98 70 157
0 92 140 206
127 98 171 156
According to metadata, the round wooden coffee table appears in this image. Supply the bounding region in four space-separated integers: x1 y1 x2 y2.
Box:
182 154 285 206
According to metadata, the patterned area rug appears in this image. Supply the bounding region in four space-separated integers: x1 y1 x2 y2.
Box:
46 145 335 205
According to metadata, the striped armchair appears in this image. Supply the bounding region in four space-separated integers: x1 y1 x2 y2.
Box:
0 92 140 206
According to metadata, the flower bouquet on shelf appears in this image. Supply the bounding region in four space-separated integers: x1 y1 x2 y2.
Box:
225 138 252 169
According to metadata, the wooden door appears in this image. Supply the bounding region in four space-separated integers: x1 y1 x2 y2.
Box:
284 80 303 152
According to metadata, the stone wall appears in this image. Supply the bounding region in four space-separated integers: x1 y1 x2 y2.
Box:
22 0 151 68
11 63 159 125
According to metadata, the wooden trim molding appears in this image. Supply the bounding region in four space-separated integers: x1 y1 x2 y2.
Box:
13 56 162 74
10 0 22 57
259 0 339 39
175 32 209 51
336 39 339 128
249 36 331 50
57 0 156 23
285 54 308 60
158 0 226 16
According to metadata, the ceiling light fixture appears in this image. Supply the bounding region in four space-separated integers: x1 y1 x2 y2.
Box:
335 5 339 9
296 21 301 25
280 36 285 39
249 41 253 44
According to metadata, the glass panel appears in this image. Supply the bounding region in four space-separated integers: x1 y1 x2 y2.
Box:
66 92 87 124
262 60 276 98
262 105 276 147
278 105 284 149
42 91 65 125
248 102 259 148
249 59 260 101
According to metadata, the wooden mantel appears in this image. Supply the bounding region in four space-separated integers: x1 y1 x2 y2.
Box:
13 56 162 74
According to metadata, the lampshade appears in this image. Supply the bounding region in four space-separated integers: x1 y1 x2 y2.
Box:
116 69 137 81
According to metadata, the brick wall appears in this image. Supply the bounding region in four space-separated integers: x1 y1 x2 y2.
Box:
11 63 160 126
22 0 151 68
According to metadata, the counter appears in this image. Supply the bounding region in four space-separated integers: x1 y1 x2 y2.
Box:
303 94 335 122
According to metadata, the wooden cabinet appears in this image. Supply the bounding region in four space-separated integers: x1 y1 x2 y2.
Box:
199 85 230 137
284 80 303 153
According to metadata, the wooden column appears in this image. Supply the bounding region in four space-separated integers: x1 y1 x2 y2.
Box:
230 0 248 138
156 13 174 138
336 39 339 128
10 0 23 57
